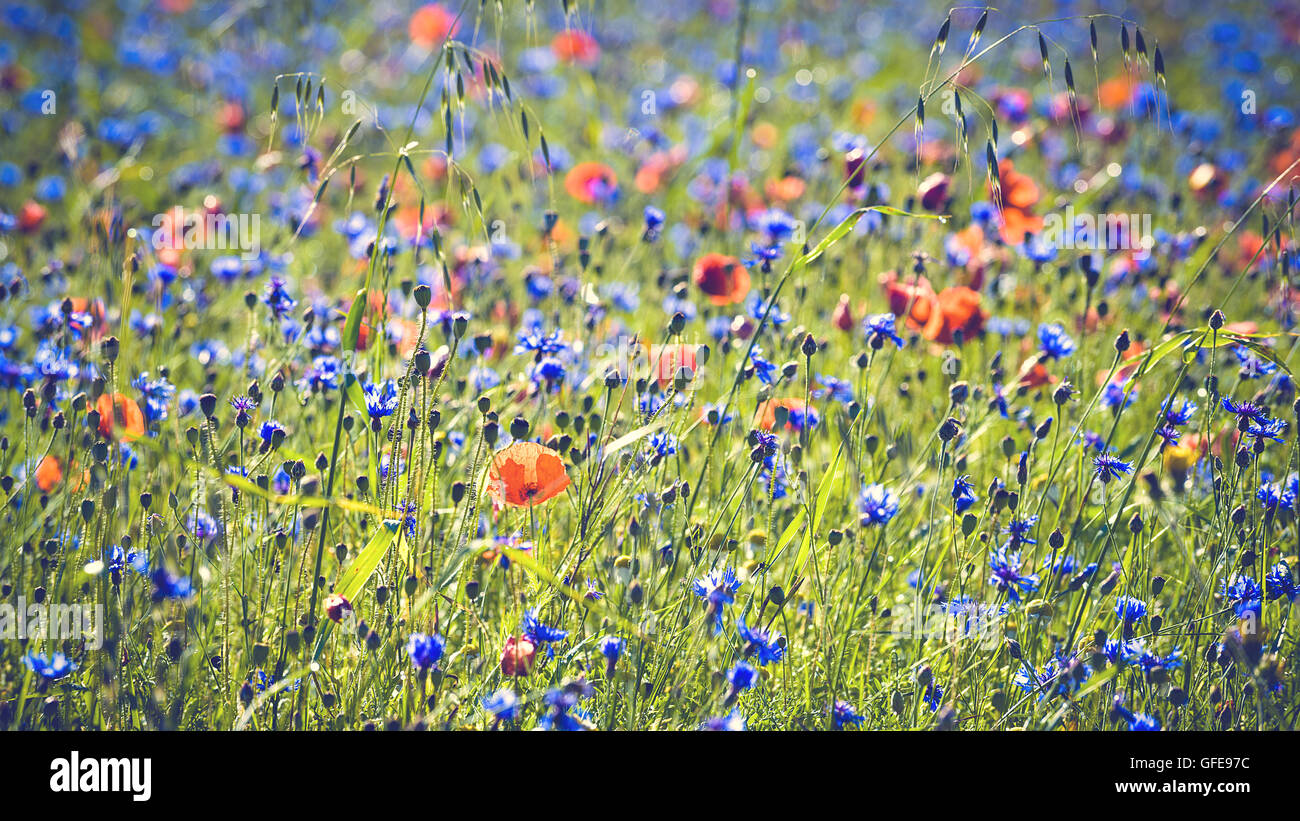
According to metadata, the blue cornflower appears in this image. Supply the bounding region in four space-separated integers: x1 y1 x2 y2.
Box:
1002 515 1039 548
132 372 176 423
363 380 399 419
1093 454 1133 483
1221 396 1268 423
786 404 820 431
858 483 899 526
1155 425 1181 447
1219 575 1263 619
1265 561 1298 602
748 347 777 384
259 419 286 449
951 474 978 512
643 205 665 235
863 312 904 348
1113 696 1161 731
831 700 865 729
1257 480 1294 512
514 327 568 355
1037 323 1076 359
813 374 854 404
483 688 519 722
700 708 746 731
1014 653 1090 699
537 687 592 731
1233 346 1276 379
1245 415 1287 445
646 432 679 459
1101 382 1134 410
988 548 1039 602
693 567 741 635
1114 595 1148 623
737 617 785 665
262 276 297 318
24 652 77 680
150 566 194 601
1164 398 1197 426
726 661 759 694
406 632 446 671
599 635 624 663
522 609 569 652
304 355 342 391
529 356 566 386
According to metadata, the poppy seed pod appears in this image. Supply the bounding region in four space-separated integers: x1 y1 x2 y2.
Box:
413 284 431 309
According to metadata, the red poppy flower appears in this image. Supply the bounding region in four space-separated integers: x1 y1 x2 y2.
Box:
18 201 46 233
649 343 698 389
487 441 571 507
95 393 146 441
563 161 618 204
551 29 600 66
324 593 352 623
500 635 537 676
692 253 750 306
409 3 458 48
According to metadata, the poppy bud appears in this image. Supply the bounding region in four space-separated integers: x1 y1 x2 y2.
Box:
413 284 432 309
1209 310 1224 330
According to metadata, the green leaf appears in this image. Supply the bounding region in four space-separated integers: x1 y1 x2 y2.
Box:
312 519 400 662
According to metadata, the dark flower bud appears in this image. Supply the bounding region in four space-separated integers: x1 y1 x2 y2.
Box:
939 417 961 441
1114 329 1131 354
1209 310 1225 330
413 284 432 309
509 416 530 440
801 333 817 358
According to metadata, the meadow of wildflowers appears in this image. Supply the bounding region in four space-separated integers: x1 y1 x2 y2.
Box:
1 0 1298 737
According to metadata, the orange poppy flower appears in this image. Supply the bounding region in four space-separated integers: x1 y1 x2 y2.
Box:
95 393 146 440
883 271 985 344
990 160 1044 244
765 175 805 202
487 441 571 507
409 3 458 48
551 29 600 66
35 455 63 492
757 398 811 432
1098 76 1135 110
563 161 618 204
692 253 750 306
931 286 986 344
